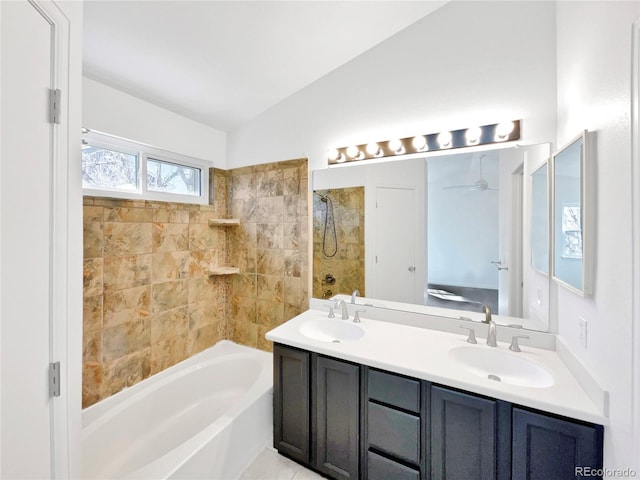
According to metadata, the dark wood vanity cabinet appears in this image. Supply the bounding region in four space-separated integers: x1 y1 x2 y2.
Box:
511 407 604 480
314 355 360 479
430 385 511 480
364 368 424 480
273 343 310 464
273 344 360 480
273 343 603 480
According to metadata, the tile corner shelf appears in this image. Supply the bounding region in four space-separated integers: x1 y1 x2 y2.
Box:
208 266 240 276
208 218 240 226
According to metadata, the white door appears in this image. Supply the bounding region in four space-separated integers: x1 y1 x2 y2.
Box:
1 1 70 477
374 187 416 303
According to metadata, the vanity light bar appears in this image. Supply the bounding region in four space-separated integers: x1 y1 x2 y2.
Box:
327 120 521 165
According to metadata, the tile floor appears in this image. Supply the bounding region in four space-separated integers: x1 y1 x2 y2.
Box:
238 446 325 480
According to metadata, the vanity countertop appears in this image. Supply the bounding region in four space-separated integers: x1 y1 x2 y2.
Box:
265 308 605 425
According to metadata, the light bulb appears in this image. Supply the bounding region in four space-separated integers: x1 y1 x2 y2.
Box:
465 126 482 145
495 121 514 140
437 131 452 148
346 145 362 159
327 148 340 161
366 143 381 156
412 135 427 151
388 139 404 154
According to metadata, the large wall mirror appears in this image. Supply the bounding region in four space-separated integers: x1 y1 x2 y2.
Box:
312 143 553 332
552 131 591 296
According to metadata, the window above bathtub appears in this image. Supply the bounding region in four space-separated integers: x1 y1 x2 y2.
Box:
82 130 210 205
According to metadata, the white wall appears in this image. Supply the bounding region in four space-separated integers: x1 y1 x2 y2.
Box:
555 0 640 471
228 1 557 169
83 77 227 167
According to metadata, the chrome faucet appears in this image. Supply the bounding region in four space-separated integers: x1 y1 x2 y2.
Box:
337 299 349 320
482 305 497 347
351 289 360 304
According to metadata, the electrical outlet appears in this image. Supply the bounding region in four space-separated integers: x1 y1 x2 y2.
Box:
578 317 588 349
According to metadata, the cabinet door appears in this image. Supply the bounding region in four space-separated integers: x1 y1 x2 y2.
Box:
273 344 310 463
512 408 603 480
430 386 507 480
314 355 360 480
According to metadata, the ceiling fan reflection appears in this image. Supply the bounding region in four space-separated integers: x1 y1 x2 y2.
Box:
443 154 498 192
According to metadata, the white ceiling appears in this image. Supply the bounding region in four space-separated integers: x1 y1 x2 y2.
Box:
83 1 446 132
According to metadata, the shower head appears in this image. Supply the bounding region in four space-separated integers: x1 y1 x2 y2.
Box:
314 191 329 202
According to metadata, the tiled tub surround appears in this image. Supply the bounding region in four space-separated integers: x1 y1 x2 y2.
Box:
82 161 309 407
312 187 364 299
227 159 310 352
82 191 230 407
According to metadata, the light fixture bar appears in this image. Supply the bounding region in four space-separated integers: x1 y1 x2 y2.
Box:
327 120 521 165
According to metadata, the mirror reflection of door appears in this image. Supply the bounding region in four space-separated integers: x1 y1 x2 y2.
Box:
373 186 417 303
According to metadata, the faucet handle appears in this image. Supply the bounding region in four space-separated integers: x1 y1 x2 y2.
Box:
353 309 366 323
482 305 492 323
459 325 477 344
509 334 530 352
325 304 335 319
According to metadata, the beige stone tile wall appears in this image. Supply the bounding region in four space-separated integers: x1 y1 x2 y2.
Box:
82 170 231 408
227 159 309 351
312 187 365 299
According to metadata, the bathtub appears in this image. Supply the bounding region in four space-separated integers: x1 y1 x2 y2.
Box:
82 340 273 479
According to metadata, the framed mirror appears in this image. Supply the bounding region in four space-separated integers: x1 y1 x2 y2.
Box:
530 162 549 274
312 143 552 332
551 131 591 296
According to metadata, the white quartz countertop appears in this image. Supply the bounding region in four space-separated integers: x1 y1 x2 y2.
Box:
265 309 605 425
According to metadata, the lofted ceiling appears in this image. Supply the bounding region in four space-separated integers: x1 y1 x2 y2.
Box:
83 1 446 132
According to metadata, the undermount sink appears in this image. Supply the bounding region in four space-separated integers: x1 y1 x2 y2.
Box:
299 318 365 343
449 346 554 388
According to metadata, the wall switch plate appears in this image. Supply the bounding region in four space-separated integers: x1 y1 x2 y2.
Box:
578 317 588 348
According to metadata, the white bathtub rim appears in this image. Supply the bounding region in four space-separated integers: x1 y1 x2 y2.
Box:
82 340 268 431
82 352 266 440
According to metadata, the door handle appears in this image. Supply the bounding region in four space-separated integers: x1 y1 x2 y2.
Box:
491 260 508 271
408 266 416 272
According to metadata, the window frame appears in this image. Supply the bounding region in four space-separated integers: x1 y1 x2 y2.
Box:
82 130 210 205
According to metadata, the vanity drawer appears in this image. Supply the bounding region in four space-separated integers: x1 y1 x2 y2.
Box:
367 402 420 464
367 450 420 480
368 369 420 413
